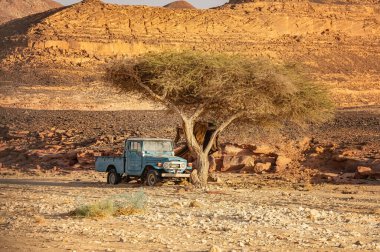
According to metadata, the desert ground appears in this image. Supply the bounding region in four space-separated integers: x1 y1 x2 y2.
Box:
1 171 380 252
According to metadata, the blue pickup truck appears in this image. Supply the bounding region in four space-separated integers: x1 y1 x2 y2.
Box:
95 138 192 186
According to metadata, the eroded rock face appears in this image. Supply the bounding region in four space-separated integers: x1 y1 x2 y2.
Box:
0 0 379 107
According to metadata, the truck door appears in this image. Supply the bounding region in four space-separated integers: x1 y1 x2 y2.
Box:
127 141 143 174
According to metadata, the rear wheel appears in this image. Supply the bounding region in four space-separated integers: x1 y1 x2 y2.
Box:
145 170 160 186
107 169 121 185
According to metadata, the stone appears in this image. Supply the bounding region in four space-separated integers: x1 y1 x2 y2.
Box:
222 155 255 172
253 162 272 173
209 245 222 252
275 156 292 172
189 200 203 208
356 166 372 174
315 146 324 154
253 145 274 155
171 202 182 209
224 145 244 155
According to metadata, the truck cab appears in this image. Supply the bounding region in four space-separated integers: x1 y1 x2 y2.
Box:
95 138 192 186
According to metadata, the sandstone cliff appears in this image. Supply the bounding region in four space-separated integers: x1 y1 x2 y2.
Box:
0 0 62 24
0 0 379 107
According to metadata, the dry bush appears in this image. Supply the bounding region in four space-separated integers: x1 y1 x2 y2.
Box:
72 191 147 218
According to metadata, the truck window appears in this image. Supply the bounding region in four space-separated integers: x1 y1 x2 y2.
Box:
144 141 173 152
130 141 142 152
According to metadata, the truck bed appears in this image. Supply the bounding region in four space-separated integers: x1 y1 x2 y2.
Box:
95 156 124 174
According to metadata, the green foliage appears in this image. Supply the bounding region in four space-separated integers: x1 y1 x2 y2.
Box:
107 51 334 127
72 191 147 218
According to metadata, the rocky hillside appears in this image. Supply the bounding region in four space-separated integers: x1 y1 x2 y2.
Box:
0 0 62 24
0 0 379 107
163 1 196 9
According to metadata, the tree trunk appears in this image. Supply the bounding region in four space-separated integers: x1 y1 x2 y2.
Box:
181 118 210 187
196 152 209 186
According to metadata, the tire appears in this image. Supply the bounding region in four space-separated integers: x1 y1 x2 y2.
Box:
107 169 121 185
145 170 160 186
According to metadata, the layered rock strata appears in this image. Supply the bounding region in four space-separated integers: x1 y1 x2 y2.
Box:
0 0 379 107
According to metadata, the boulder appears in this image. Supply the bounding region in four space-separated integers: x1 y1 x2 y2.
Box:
222 155 255 172
253 162 272 173
354 166 380 179
223 145 244 155
275 156 292 172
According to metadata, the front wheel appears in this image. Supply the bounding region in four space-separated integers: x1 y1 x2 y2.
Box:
107 169 121 185
145 170 160 186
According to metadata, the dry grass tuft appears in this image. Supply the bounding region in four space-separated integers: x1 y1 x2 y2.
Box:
114 207 144 216
72 191 147 218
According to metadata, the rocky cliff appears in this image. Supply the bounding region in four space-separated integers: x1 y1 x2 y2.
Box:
0 0 379 107
0 0 62 24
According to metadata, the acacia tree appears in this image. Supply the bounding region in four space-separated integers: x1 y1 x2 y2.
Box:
106 51 334 186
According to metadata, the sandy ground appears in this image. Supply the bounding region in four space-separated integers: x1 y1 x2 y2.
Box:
0 171 379 252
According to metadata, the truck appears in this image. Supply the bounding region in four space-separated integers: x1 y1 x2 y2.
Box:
95 138 192 186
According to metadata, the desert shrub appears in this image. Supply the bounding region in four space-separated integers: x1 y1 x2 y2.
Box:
72 191 147 218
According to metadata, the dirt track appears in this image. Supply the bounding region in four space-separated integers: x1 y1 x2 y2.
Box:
0 172 379 251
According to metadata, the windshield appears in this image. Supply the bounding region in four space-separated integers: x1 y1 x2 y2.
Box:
143 141 173 152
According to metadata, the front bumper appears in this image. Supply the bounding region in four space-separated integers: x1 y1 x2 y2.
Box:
161 173 190 178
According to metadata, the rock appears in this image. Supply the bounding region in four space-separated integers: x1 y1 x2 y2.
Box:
189 200 203 208
171 202 182 209
275 156 291 172
209 245 222 252
222 155 255 172
208 173 219 182
55 129 66 134
319 172 338 182
354 166 372 179
253 145 274 155
314 146 324 154
354 240 363 246
253 162 272 173
224 145 244 155
119 237 127 243
296 137 311 151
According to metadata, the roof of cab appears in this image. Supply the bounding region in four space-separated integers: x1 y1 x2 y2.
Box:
127 138 172 142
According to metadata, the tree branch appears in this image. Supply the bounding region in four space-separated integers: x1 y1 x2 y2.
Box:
204 111 245 154
190 104 205 121
131 74 182 116
182 117 202 153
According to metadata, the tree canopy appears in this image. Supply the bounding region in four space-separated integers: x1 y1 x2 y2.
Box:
107 51 333 127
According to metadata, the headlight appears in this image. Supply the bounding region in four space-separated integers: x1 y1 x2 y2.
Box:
163 162 170 169
180 163 186 169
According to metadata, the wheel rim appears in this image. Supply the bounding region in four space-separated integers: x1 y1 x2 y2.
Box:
109 173 116 184
148 173 156 185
